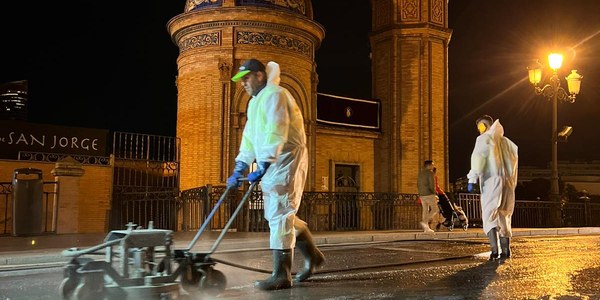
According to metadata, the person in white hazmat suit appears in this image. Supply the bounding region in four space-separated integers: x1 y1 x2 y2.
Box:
467 115 518 260
227 58 325 290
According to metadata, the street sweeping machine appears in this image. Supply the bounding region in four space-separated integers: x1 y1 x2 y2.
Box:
59 181 258 300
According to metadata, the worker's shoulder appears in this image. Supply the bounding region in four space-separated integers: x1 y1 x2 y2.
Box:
502 136 518 150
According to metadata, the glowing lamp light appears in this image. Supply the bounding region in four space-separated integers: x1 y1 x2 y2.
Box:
548 53 563 70
526 51 582 212
566 70 583 95
527 64 543 85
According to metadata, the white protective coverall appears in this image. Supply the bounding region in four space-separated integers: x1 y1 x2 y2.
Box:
235 61 308 250
467 119 518 237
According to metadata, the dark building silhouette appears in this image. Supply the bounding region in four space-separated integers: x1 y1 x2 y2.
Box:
0 80 28 120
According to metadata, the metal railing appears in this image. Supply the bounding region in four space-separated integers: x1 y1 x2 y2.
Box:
110 131 181 230
178 187 422 232
454 193 482 226
4 183 597 235
112 186 179 230
178 185 267 232
177 189 600 232
456 193 600 228
298 192 420 231
0 181 59 235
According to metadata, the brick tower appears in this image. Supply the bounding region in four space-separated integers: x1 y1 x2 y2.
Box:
168 1 324 189
370 0 451 193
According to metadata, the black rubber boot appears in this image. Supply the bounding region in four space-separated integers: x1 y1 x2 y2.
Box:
293 229 325 283
500 237 511 259
487 227 500 261
255 249 293 290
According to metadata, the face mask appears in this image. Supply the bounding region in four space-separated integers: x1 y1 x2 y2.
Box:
477 122 487 134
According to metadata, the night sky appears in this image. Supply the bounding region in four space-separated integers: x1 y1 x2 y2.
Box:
1 1 599 182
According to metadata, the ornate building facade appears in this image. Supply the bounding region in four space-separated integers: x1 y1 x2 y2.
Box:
168 0 450 194
168 0 324 190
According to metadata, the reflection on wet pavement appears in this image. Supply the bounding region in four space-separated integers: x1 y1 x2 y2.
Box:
209 236 600 299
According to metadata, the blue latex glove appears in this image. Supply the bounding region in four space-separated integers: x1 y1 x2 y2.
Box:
467 183 475 193
227 161 249 188
248 162 271 183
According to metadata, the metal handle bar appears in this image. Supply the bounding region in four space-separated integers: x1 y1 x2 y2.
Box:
183 179 258 251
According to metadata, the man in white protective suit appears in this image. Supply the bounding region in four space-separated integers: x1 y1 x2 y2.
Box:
227 58 325 290
467 115 518 261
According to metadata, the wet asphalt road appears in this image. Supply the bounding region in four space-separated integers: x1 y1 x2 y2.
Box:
207 235 600 299
0 235 598 299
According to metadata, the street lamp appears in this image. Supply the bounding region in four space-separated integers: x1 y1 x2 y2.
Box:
527 53 583 204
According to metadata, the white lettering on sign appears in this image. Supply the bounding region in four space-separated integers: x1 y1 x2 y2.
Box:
2 131 99 151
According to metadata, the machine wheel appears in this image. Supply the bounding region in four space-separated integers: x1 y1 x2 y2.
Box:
60 261 83 300
181 264 202 287
59 276 79 299
199 268 227 296
73 282 106 300
73 269 106 300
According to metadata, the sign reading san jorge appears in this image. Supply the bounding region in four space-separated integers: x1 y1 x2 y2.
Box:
0 120 109 159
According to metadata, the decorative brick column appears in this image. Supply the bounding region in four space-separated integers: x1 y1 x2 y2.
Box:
51 156 85 234
370 0 451 193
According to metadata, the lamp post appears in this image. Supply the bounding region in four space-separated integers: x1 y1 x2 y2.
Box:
527 53 583 206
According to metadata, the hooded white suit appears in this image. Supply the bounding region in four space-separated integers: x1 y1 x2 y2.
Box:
235 61 308 250
467 119 518 237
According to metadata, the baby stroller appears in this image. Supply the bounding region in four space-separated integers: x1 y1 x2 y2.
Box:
436 193 469 231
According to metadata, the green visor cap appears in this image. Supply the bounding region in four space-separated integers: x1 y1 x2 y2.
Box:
231 70 251 82
231 58 266 82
